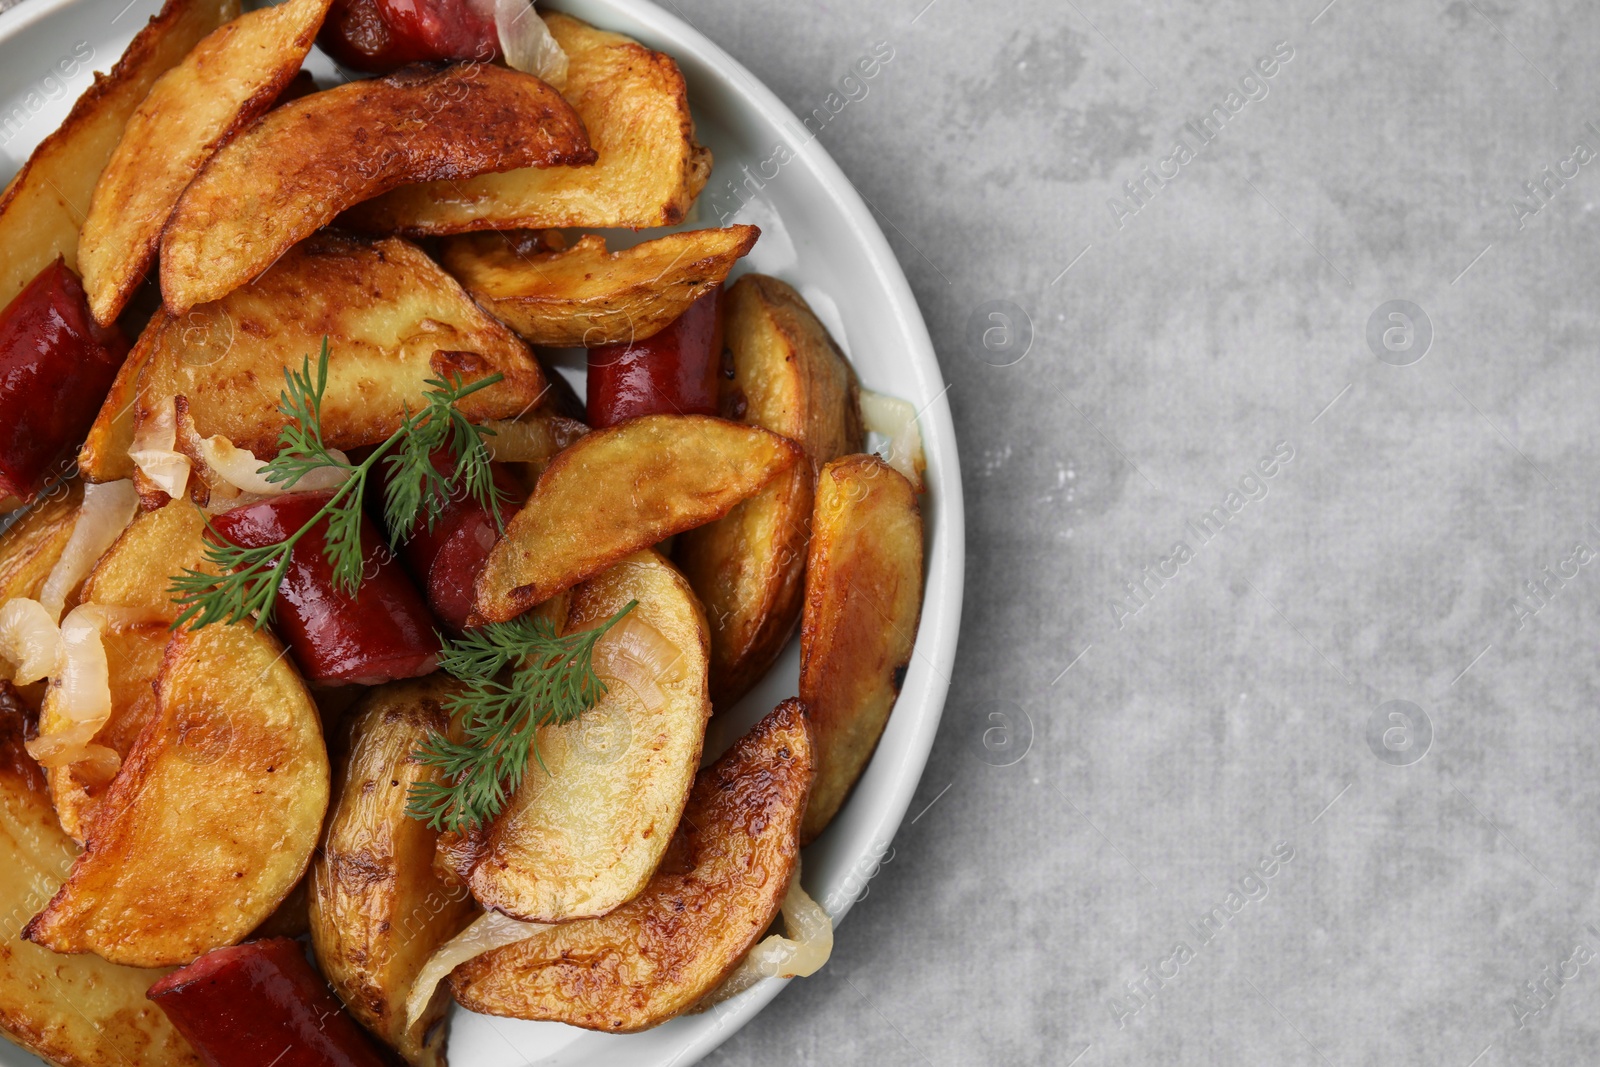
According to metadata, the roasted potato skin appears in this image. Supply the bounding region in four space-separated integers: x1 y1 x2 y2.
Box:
798 455 923 844
0 484 82 693
0 0 240 308
78 315 158 483
450 698 812 1032
25 622 330 967
473 414 802 623
678 274 864 707
161 63 595 313
311 677 476 1067
450 551 711 923
349 12 710 234
79 0 334 325
0 712 200 1066
439 226 758 347
79 500 210 621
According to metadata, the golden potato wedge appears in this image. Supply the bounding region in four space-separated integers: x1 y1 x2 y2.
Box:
473 415 802 623
799 455 923 843
349 13 710 235
78 0 334 325
678 274 864 705
450 698 811 1031
0 0 239 309
0 484 83 692
25 621 329 967
0 712 199 1066
42 622 168 842
135 232 546 460
311 677 475 1067
447 550 710 923
77 314 159 483
160 65 595 314
79 500 209 623
439 225 759 347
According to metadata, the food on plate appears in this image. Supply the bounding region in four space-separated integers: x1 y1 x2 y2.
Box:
443 550 710 923
0 483 82 625
473 414 802 623
0 712 199 1066
0 0 239 309
449 698 812 1031
311 679 476 1066
208 492 442 685
348 13 710 233
78 0 334 325
859 388 927 494
149 938 387 1067
481 410 589 490
0 261 129 501
77 319 157 484
798 455 923 842
439 225 758 347
693 861 833 1010
678 274 863 705
79 501 209 621
130 232 545 471
24 622 329 967
587 285 723 428
319 0 493 70
160 64 596 314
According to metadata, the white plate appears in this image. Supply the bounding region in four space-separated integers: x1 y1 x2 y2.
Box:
0 1 964 1063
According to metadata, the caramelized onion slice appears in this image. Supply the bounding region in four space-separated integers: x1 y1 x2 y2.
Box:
696 863 833 1010
0 598 61 684
496 0 568 89
39 480 139 621
859 389 926 495
129 395 191 500
403 910 548 1030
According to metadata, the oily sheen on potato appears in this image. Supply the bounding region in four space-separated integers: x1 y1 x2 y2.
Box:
473 414 802 623
348 13 710 234
78 0 334 325
798 455 923 843
0 714 199 1066
446 550 711 923
449 698 812 1032
678 273 864 705
160 63 596 313
77 320 157 483
24 622 329 967
132 232 547 462
0 0 238 309
439 225 759 347
310 678 476 1067
78 502 211 623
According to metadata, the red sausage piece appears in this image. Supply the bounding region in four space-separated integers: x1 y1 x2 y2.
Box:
318 0 497 72
210 491 442 685
586 285 723 429
148 938 388 1067
0 258 129 500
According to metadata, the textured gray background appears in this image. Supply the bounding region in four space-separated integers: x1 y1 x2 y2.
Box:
669 1 1600 1065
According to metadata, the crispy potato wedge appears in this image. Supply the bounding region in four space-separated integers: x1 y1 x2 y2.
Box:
439 226 759 347
349 13 710 235
0 0 239 309
447 550 710 923
450 698 811 1031
160 65 595 314
0 714 199 1066
42 622 168 842
678 275 864 705
79 0 334 325
77 314 159 483
135 232 546 460
24 621 329 967
79 500 209 623
0 484 83 691
799 456 922 843
473 415 801 623
311 677 475 1067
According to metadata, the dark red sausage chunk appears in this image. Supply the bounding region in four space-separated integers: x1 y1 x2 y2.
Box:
318 0 497 72
389 453 520 633
586 285 723 429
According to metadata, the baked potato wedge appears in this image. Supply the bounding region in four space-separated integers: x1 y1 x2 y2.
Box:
446 550 710 923
78 0 334 325
24 620 329 967
78 501 209 622
349 12 710 235
449 697 811 1031
311 677 476 1067
0 0 239 308
799 455 923 843
134 232 546 461
0 713 199 1066
678 274 864 705
438 225 759 347
473 415 802 623
0 484 82 692
160 64 595 313
77 315 158 483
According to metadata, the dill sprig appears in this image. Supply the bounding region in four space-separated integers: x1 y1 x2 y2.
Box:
405 600 638 832
168 339 506 631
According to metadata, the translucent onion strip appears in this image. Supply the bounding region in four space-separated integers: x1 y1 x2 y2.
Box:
696 863 833 1010
859 388 927 494
404 910 549 1030
38 480 138 621
129 396 191 500
495 0 568 89
592 610 684 714
196 434 350 497
0 599 61 684
26 604 156 768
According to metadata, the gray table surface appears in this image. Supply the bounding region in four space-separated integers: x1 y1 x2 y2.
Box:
669 1 1600 1065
